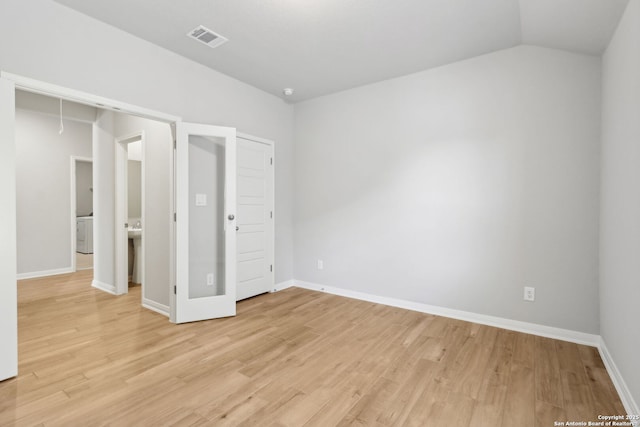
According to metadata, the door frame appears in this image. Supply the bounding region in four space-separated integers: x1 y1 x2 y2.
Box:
0 76 17 381
115 131 145 295
0 71 181 380
70 156 94 273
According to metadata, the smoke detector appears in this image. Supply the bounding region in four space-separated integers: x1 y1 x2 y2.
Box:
187 25 228 49
283 88 295 96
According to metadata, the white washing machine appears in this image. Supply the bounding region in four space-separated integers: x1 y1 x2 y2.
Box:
76 216 94 254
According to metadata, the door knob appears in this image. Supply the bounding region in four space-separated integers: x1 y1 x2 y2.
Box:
236 226 239 231
228 214 235 220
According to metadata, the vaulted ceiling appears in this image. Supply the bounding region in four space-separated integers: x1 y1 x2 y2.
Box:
53 0 630 102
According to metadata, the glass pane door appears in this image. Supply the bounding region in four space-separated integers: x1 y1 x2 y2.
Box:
173 123 236 323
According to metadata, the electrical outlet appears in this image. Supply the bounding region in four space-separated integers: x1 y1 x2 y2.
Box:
524 286 535 302
206 273 214 286
317 259 324 270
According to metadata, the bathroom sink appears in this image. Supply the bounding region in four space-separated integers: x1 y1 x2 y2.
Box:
128 227 143 285
127 228 142 239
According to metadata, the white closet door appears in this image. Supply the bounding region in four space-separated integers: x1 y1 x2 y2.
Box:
236 136 274 301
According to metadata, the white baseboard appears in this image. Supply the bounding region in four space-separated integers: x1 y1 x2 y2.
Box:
17 267 74 280
294 280 600 347
598 338 639 416
142 298 169 317
91 279 116 295
271 279 294 292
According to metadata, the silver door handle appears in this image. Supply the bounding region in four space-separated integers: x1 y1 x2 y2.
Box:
228 214 235 220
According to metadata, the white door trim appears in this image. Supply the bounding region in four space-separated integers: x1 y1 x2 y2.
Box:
0 77 17 381
70 156 93 273
1 72 179 123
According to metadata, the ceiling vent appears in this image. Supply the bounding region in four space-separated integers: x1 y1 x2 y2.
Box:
187 25 228 49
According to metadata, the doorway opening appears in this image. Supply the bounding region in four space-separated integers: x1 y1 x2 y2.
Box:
15 92 94 281
115 132 145 296
71 157 94 272
1 71 276 383
12 85 177 317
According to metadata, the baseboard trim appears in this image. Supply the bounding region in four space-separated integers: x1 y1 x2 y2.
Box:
294 280 600 347
17 267 74 280
142 298 169 317
598 338 639 416
272 279 294 292
91 280 116 295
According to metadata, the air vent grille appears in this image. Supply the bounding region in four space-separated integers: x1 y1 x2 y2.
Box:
187 25 228 49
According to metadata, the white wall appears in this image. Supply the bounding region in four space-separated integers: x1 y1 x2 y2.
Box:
115 114 173 309
16 90 97 123
15 109 92 276
127 160 142 219
0 0 295 284
92 110 117 292
128 139 142 162
600 0 640 412
294 45 602 333
75 161 93 216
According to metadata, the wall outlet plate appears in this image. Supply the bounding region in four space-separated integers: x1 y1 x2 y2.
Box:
524 286 535 302
206 273 214 286
317 259 324 270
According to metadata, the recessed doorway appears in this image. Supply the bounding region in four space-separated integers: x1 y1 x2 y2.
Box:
115 131 145 296
71 157 94 272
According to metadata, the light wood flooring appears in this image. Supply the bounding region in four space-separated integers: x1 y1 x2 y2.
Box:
0 270 626 426
75 253 93 270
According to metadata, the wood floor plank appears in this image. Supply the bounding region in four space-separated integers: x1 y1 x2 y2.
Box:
335 377 396 426
470 323 499 349
472 385 509 427
534 336 564 407
585 366 627 416
535 400 566 427
556 340 585 375
501 363 535 427
512 332 536 368
394 375 441 427
426 391 476 427
0 271 626 426
376 358 439 426
561 370 598 422
578 345 606 369
470 339 513 427
445 338 493 399
302 380 364 427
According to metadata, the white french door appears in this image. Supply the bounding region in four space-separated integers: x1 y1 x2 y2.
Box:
173 122 237 323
